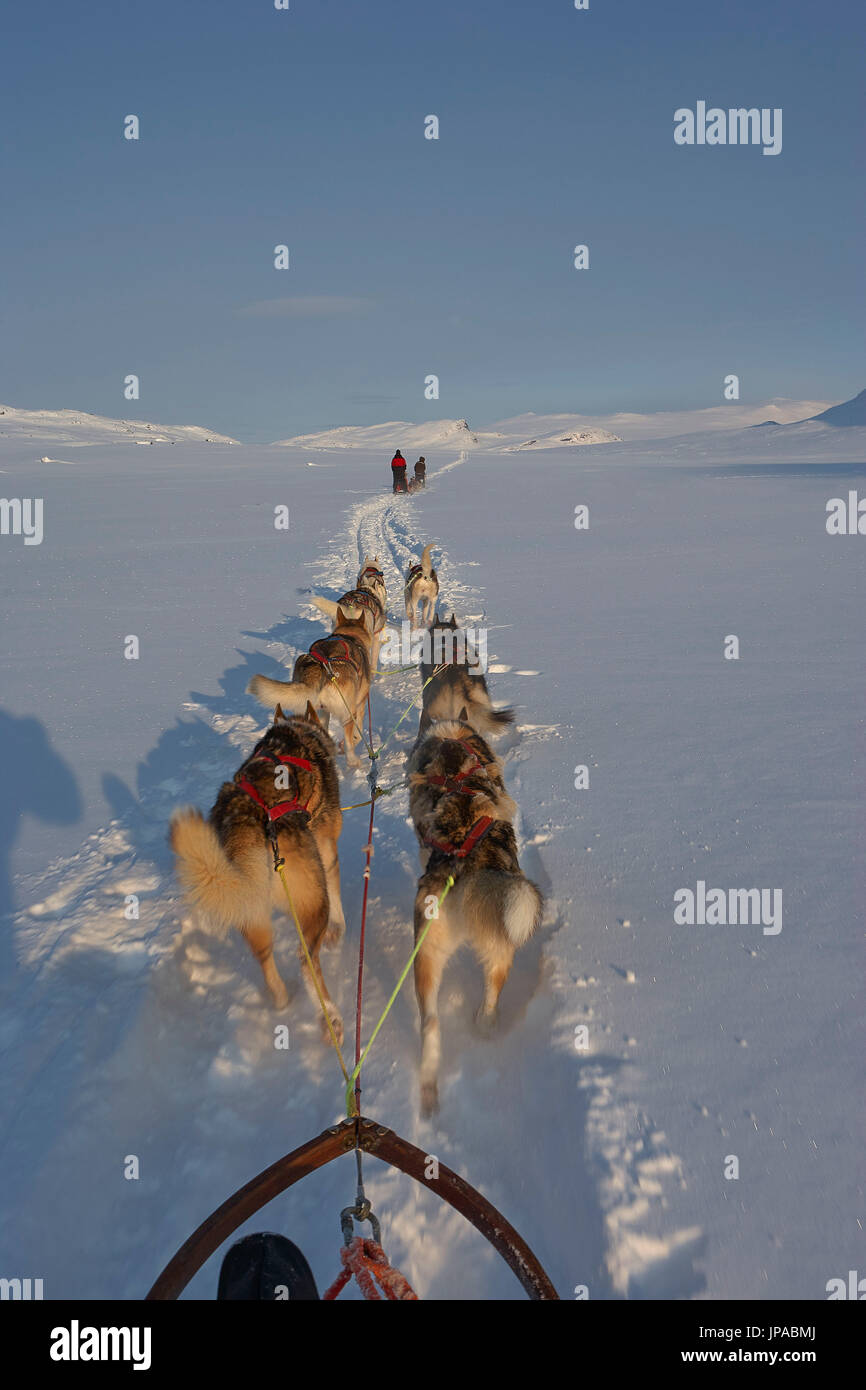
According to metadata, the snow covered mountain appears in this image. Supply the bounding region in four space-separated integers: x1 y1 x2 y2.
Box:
0 404 238 447
809 387 866 426
1 391 852 454
495 399 838 444
272 397 846 451
274 415 620 451
272 417 503 452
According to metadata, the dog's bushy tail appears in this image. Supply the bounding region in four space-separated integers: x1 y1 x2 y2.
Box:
465 869 543 947
421 542 435 577
170 808 269 936
309 595 339 622
503 876 543 946
471 703 515 732
247 674 319 713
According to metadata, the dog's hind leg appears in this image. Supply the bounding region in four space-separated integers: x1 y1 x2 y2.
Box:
413 888 458 1116
313 819 347 948
242 920 289 1010
473 934 515 1036
282 848 344 1046
343 710 362 767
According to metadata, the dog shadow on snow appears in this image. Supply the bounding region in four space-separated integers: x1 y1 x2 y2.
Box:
0 709 83 989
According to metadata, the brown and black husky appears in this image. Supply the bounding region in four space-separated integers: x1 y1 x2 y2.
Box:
247 606 374 766
309 556 387 674
407 716 543 1115
404 543 438 627
170 704 346 1041
417 612 515 739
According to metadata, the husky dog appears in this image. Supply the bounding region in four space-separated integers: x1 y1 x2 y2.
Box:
405 543 438 627
418 612 514 739
407 716 543 1115
170 704 346 1040
408 716 514 833
247 606 374 766
309 557 387 673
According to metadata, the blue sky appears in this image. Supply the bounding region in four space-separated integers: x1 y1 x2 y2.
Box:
0 0 862 442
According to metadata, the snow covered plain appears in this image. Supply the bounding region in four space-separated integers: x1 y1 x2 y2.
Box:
0 417 863 1300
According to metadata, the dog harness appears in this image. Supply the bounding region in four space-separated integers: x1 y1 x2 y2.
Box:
339 588 383 629
237 749 313 825
423 815 495 860
404 564 423 589
308 635 364 677
359 565 384 584
425 743 488 796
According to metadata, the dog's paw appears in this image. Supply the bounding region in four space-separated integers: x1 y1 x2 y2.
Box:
420 1080 439 1118
323 921 345 950
270 982 290 1011
321 1010 344 1049
474 1006 499 1038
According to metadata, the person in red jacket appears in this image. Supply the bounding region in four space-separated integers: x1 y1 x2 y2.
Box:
390 450 408 493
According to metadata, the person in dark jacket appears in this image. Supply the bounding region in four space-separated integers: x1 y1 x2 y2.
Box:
413 456 426 489
391 450 408 493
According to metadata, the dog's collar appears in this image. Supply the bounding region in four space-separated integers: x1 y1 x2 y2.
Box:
248 743 313 772
237 748 312 825
425 743 488 796
423 815 495 860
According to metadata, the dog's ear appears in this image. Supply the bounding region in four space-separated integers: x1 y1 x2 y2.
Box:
457 706 470 724
449 612 457 627
273 703 288 725
335 604 347 626
304 701 322 726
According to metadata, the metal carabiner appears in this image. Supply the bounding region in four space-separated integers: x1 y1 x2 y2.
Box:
339 1200 382 1247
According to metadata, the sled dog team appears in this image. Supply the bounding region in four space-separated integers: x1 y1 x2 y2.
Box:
171 545 542 1114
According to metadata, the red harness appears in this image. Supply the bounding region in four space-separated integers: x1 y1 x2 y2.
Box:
359 566 384 584
308 635 364 676
423 815 495 860
339 589 383 629
425 744 488 796
237 750 313 825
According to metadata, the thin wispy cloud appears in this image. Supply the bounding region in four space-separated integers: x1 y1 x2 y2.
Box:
237 296 374 319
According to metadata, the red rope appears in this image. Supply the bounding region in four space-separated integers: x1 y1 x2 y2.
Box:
322 1237 417 1301
353 693 376 1116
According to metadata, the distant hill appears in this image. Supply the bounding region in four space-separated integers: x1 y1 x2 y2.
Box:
0 404 238 447
809 388 866 427
273 415 620 451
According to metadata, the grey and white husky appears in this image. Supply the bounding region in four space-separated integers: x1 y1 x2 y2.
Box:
406 716 542 1114
404 543 438 628
309 555 388 672
417 612 514 739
